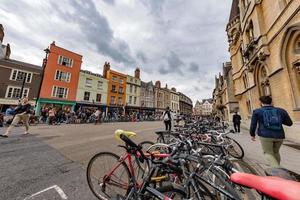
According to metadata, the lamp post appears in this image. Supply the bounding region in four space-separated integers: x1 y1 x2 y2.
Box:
35 47 50 115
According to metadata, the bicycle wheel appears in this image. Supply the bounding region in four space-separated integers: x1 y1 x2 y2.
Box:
156 184 187 200
87 152 131 200
139 141 155 151
224 137 244 159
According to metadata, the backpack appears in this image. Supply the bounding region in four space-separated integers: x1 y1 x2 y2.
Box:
163 111 171 121
262 108 282 130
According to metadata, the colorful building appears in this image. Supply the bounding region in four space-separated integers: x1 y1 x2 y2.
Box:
36 42 82 113
103 62 127 115
125 68 141 114
170 87 179 112
76 70 108 111
140 81 155 117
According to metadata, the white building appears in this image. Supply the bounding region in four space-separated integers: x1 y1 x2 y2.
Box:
201 99 213 116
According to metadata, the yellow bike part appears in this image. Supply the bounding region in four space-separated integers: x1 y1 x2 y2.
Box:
115 129 136 141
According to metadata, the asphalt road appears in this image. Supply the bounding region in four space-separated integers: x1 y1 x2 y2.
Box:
0 121 163 200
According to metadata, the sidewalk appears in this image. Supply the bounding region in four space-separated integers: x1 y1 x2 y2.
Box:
229 128 300 175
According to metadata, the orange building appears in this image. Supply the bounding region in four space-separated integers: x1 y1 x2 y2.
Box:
36 41 82 113
103 62 127 115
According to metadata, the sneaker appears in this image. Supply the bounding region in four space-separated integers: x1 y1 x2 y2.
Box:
24 132 30 135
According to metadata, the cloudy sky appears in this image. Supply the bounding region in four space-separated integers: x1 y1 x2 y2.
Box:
0 0 232 104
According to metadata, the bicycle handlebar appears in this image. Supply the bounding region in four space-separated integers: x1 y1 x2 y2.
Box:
119 134 146 162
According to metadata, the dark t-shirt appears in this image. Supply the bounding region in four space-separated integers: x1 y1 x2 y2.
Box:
15 103 31 114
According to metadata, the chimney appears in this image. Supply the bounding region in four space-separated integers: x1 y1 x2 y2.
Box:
171 87 176 92
165 84 168 89
103 62 111 79
134 67 140 79
51 41 56 46
0 24 4 43
155 81 161 88
5 43 11 60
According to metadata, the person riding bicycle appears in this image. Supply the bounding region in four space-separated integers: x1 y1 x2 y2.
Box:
250 96 293 168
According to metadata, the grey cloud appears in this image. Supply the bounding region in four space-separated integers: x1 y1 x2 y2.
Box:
193 86 201 92
51 0 135 65
141 0 166 16
102 0 114 5
164 51 184 75
136 51 148 63
189 62 199 72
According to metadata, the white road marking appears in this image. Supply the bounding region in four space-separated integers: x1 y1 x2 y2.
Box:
24 185 68 200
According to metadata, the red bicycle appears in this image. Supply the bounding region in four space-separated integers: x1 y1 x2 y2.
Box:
86 130 186 200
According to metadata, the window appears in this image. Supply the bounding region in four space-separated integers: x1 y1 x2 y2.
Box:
258 66 271 96
130 85 133 93
84 91 90 101
118 97 122 105
130 78 133 82
10 69 33 83
96 94 101 102
119 87 123 93
97 81 103 89
112 85 117 92
85 78 92 88
55 70 71 82
129 96 132 104
52 86 68 98
6 86 29 98
119 79 124 84
135 79 137 83
134 86 137 93
58 55 73 67
110 96 115 104
112 76 117 82
134 97 137 105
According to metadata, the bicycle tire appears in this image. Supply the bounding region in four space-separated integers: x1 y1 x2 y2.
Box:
86 152 131 200
225 137 244 159
156 184 187 199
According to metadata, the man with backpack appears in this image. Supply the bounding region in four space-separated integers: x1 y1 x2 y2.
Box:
250 96 293 167
163 107 172 132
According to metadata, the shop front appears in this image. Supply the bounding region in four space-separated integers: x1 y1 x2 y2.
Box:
0 98 36 113
35 98 76 116
140 107 155 120
75 101 106 113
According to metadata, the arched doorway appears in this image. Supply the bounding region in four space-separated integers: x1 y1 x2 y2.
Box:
256 64 271 97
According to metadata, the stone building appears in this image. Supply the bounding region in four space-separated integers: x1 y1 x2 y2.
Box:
178 92 193 115
125 68 141 114
226 0 300 142
202 99 213 116
170 87 179 112
193 100 203 116
154 81 171 115
212 62 239 121
140 81 155 117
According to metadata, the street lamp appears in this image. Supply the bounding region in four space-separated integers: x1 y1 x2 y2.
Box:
34 47 50 113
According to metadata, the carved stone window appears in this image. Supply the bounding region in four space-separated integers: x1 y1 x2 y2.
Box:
295 36 300 54
259 66 271 96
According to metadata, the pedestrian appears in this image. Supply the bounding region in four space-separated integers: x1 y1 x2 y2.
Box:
94 108 102 125
162 106 172 132
48 107 56 125
1 97 31 137
232 112 241 133
250 96 293 168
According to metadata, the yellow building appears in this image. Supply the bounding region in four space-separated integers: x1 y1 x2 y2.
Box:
226 0 300 142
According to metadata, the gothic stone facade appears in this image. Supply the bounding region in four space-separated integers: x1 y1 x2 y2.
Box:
227 0 300 142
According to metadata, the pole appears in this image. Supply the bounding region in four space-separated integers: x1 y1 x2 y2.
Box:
35 47 50 115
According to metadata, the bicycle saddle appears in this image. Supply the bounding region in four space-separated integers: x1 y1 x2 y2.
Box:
230 172 300 200
115 129 136 140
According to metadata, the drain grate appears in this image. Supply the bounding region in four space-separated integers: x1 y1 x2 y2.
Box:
284 143 300 151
